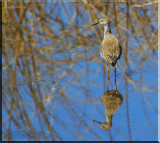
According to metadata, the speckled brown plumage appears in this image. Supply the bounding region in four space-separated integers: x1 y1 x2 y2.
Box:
101 90 123 115
102 90 122 130
101 33 121 67
91 17 122 67
93 89 123 130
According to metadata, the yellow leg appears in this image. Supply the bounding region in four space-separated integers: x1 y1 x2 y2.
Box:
107 64 110 80
107 73 109 91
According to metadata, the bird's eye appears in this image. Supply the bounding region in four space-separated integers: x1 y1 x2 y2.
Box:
100 19 103 22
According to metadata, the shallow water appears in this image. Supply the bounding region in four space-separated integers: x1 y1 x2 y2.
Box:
2 1 158 141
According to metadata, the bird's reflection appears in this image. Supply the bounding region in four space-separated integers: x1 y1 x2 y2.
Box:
94 69 123 130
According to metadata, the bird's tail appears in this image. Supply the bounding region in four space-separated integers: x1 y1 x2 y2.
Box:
111 62 117 67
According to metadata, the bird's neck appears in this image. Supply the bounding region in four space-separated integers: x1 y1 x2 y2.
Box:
104 23 111 38
105 110 113 126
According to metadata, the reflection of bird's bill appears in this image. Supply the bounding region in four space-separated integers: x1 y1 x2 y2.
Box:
93 120 102 125
91 22 99 26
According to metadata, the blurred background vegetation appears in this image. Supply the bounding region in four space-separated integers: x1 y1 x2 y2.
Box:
2 0 158 141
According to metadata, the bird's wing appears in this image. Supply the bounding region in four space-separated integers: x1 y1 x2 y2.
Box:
100 35 121 66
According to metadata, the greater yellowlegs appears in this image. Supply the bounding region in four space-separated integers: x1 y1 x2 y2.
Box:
91 17 122 77
93 71 123 130
93 90 123 130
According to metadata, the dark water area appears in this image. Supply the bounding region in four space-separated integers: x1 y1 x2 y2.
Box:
2 1 158 141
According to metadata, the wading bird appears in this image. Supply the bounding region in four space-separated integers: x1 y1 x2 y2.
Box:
93 71 123 130
91 17 122 78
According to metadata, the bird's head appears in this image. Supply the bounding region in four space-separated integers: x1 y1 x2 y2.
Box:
93 120 112 130
99 18 110 26
101 122 112 130
91 17 111 26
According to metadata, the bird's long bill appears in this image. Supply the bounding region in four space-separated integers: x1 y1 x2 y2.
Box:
91 22 99 26
93 120 102 125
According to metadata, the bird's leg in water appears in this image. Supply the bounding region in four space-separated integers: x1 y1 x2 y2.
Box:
115 67 117 90
107 72 109 91
107 64 110 80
